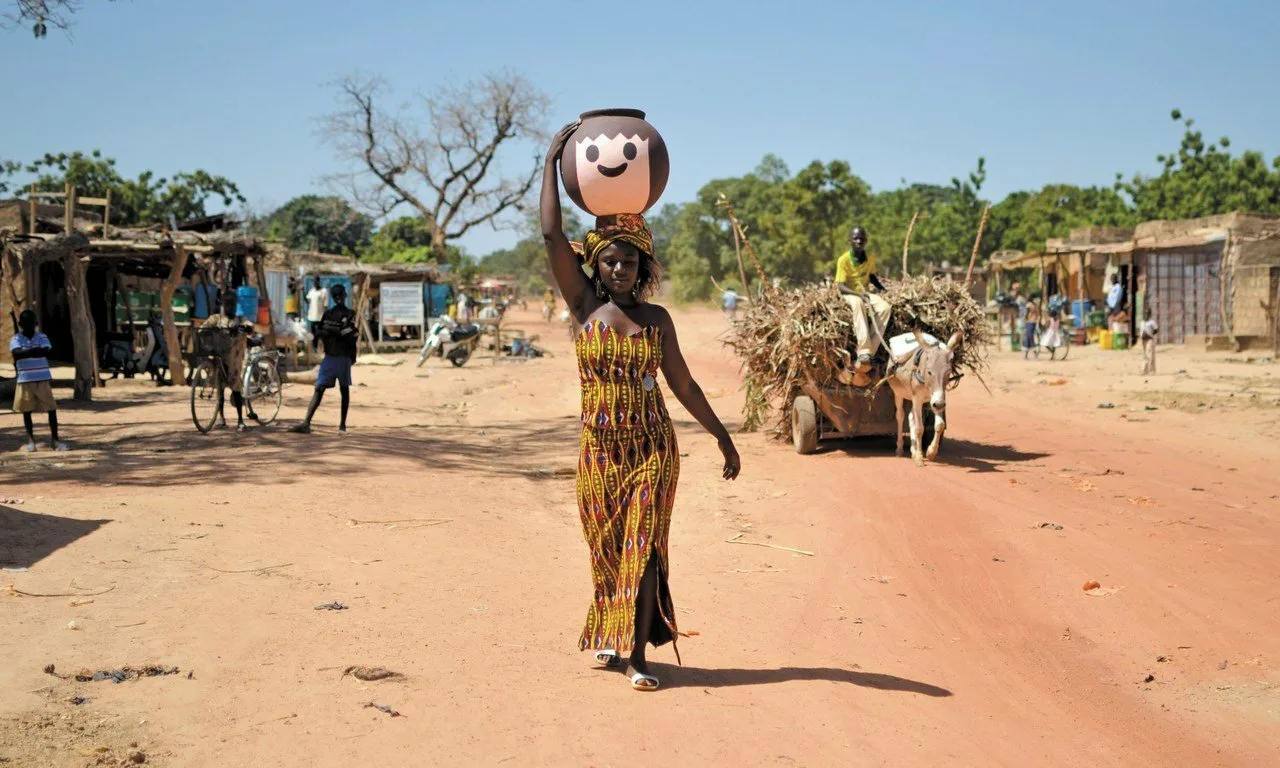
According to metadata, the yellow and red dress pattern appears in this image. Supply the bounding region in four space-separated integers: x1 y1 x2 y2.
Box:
575 319 680 655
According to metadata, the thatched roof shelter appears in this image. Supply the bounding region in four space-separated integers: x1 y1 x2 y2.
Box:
2 227 268 400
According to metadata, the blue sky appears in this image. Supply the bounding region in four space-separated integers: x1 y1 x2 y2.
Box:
4 0 1278 254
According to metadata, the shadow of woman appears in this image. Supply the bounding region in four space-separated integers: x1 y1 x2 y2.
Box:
646 664 951 696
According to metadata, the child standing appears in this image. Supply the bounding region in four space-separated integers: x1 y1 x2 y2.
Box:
9 310 68 452
1139 307 1158 374
1022 298 1041 359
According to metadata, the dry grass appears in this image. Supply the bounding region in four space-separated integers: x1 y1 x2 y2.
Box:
726 277 990 438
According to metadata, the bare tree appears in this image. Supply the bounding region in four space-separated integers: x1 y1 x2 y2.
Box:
4 0 106 38
322 72 549 253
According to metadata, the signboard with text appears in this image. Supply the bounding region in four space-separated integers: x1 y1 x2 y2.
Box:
379 282 425 327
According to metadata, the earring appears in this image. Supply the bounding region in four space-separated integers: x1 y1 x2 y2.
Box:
632 285 641 301
595 280 608 300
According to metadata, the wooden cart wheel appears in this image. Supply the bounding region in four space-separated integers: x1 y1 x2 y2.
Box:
792 395 819 454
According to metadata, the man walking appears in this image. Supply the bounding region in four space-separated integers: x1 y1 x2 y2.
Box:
9 310 68 452
722 285 740 321
291 283 356 434
834 226 890 371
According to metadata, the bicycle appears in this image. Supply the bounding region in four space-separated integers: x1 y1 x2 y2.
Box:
1028 315 1072 361
190 328 283 433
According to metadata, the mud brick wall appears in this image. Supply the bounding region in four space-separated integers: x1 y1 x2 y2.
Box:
1233 266 1279 336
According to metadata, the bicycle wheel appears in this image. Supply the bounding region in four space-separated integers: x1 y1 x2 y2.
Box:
190 359 221 434
245 357 282 426
1057 330 1071 360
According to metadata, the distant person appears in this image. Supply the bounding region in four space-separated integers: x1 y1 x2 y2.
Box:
456 290 471 324
1106 273 1125 320
542 287 556 322
291 283 356 434
9 310 67 452
305 277 328 353
203 294 254 431
135 311 169 385
1022 297 1041 359
284 277 301 318
721 286 740 320
834 226 889 371
1139 306 1158 374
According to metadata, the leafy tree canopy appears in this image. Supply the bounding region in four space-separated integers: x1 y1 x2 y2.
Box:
1120 109 1280 220
0 150 244 227
258 194 373 255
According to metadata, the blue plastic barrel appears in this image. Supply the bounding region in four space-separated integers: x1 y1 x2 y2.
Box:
236 285 259 320
1070 300 1093 328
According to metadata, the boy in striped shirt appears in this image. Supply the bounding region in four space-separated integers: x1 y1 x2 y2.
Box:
9 310 68 452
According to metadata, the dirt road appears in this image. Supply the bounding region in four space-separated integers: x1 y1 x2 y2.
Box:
3 306 1279 767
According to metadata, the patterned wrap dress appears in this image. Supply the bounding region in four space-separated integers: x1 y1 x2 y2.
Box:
575 319 680 656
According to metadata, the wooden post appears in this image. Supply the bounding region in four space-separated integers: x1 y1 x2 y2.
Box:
102 190 111 236
964 204 990 288
62 251 96 400
1269 271 1280 358
356 273 378 354
1218 230 1238 351
901 210 919 278
730 221 750 298
63 183 76 234
27 184 36 235
161 246 187 386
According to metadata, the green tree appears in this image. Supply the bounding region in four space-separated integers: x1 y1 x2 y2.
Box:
361 215 471 280
0 150 244 226
986 184 1134 253
260 195 373 255
1121 109 1280 219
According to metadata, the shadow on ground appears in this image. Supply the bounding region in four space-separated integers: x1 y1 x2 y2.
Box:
822 436 1048 473
0 505 111 568
932 439 1049 473
652 663 952 696
0 416 583 488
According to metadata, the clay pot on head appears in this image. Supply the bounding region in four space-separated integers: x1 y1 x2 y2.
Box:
559 108 669 217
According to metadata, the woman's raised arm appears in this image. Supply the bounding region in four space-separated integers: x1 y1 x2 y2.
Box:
541 121 593 322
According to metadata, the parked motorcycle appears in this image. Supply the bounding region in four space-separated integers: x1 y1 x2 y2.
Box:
416 315 482 368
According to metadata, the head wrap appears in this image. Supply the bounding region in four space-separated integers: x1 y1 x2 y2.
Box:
583 213 654 264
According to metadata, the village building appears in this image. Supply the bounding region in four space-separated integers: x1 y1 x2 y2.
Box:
1042 213 1280 347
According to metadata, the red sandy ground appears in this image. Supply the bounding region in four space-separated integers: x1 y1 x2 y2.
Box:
1 305 1278 767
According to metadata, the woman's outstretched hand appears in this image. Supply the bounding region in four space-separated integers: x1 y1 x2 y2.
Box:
546 121 580 165
719 437 741 480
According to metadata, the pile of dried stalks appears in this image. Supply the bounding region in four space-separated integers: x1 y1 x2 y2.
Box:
880 275 991 378
726 277 989 438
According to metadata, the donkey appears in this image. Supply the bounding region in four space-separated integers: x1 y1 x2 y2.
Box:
885 330 962 466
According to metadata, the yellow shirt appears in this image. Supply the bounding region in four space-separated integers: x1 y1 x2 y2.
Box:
834 250 876 293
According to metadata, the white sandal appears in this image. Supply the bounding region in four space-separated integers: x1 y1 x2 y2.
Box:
593 650 624 668
629 671 660 691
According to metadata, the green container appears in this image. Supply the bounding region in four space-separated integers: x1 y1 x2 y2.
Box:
1088 309 1107 328
1112 332 1130 350
1009 332 1021 351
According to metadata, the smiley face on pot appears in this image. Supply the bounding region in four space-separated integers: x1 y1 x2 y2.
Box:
560 109 669 217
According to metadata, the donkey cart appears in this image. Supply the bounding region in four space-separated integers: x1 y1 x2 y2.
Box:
790 379 934 455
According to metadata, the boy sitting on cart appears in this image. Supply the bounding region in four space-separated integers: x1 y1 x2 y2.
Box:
834 225 891 380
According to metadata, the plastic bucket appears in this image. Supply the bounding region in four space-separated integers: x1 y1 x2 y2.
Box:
1098 330 1112 350
1112 332 1130 350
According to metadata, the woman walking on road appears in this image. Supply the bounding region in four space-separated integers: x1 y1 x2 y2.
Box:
541 122 741 692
